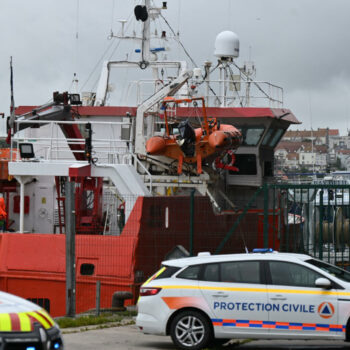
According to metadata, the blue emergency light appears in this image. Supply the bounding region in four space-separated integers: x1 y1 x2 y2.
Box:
54 343 60 349
252 248 274 253
26 347 36 350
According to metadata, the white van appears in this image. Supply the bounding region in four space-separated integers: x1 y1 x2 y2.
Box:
137 250 350 349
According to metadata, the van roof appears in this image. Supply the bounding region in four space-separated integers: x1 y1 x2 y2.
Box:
162 252 311 268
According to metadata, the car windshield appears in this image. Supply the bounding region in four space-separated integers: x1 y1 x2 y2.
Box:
306 259 350 283
147 265 181 281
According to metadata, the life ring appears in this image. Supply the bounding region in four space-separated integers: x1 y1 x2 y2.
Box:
214 150 239 172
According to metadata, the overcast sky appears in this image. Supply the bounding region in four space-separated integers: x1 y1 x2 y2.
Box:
1 0 350 135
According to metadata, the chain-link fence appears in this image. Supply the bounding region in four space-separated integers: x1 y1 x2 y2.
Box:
72 191 273 315
265 183 350 268
4 182 348 317
73 183 350 315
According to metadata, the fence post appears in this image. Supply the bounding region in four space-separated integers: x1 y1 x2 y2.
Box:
65 178 76 317
96 281 101 316
263 184 269 248
189 189 195 256
319 190 324 260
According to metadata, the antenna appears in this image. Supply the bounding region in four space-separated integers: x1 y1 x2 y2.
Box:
308 92 315 174
75 0 80 91
6 56 15 144
71 73 79 93
9 57 15 130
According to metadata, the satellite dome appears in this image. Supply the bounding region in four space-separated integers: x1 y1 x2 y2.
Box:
214 31 239 59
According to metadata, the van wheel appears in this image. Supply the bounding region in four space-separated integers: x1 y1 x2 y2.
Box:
170 310 212 350
346 318 350 341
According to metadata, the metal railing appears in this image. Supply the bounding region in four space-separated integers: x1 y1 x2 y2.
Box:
263 183 350 268
124 79 284 108
11 120 133 164
214 182 350 269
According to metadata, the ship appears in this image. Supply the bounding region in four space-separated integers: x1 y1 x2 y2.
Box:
0 0 301 317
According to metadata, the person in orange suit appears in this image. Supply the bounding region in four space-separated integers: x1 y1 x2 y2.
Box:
0 194 7 232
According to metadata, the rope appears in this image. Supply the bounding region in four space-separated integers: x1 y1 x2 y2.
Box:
80 12 133 92
159 13 197 68
160 13 221 105
232 61 280 103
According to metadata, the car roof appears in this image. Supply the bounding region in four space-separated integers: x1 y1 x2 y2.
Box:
162 252 312 268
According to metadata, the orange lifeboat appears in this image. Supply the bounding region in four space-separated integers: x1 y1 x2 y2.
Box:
146 136 167 155
146 97 242 174
208 124 241 149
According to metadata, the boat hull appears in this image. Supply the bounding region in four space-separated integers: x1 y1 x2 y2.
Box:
0 196 287 317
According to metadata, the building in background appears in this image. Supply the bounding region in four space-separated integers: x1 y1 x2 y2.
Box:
274 128 350 173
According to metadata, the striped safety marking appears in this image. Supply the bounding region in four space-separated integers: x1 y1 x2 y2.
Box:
28 310 54 330
156 285 350 297
0 313 11 331
212 319 346 333
18 313 32 332
0 310 54 332
143 267 166 286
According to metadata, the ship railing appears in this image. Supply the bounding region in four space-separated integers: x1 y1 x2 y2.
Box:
122 153 153 192
204 80 283 108
11 119 133 164
11 119 154 191
128 79 283 108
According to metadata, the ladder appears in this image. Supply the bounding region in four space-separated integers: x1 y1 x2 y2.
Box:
55 177 66 234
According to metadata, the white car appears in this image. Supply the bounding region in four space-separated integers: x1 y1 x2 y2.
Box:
0 291 63 349
136 249 350 349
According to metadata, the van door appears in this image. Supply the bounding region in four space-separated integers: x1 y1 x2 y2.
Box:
266 260 341 339
199 260 269 337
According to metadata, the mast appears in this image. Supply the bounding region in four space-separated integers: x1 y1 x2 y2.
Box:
142 0 151 63
6 56 16 145
9 57 15 131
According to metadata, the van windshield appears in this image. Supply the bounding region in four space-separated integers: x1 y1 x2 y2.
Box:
153 265 181 280
306 259 350 283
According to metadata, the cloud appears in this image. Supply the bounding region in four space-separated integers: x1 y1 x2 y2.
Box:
0 0 349 134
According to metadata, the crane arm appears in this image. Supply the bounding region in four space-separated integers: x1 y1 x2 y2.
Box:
134 70 193 154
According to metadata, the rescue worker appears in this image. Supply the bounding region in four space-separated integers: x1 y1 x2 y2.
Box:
0 193 7 232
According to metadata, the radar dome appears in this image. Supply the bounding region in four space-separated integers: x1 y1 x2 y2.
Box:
214 31 239 59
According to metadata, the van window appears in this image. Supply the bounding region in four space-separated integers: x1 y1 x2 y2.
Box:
306 258 350 283
177 265 201 280
268 261 322 287
220 261 260 284
202 263 220 282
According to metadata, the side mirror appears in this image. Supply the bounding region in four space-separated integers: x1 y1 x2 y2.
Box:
315 277 332 289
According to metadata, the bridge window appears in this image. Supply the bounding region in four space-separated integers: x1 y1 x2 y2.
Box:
262 128 284 148
238 126 265 146
268 129 284 147
262 129 274 146
229 154 257 175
